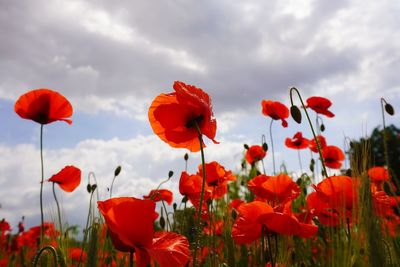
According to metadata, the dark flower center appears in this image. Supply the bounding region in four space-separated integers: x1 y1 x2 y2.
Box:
185 115 204 129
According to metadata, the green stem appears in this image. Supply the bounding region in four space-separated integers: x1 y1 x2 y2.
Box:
39 124 45 245
290 87 328 178
261 226 265 266
78 190 95 267
161 200 172 231
266 231 274 267
380 98 390 170
297 150 303 174
129 250 134 267
192 122 207 267
269 120 276 175
32 245 58 267
52 182 63 245
109 174 117 198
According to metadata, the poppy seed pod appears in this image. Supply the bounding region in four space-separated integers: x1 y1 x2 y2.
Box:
385 103 395 116
262 142 268 152
290 105 302 124
114 166 122 177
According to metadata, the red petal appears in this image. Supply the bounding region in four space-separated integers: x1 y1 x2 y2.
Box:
147 232 191 267
48 165 81 192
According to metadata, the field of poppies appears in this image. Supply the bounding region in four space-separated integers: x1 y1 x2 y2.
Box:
1 82 399 267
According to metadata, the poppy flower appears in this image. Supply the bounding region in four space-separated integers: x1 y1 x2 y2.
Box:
247 174 271 200
313 175 357 211
368 166 390 182
14 89 73 125
261 100 289 127
307 192 341 226
179 172 211 217
197 161 236 199
98 197 190 267
48 165 81 192
322 146 345 169
245 145 267 164
148 81 218 152
260 174 300 205
285 132 310 150
306 96 334 118
309 135 327 153
70 248 87 263
232 201 273 244
143 189 173 205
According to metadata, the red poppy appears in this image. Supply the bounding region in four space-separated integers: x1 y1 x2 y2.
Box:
48 165 81 192
313 175 357 211
14 89 73 125
229 199 245 211
309 135 327 153
232 201 273 244
247 174 270 199
306 96 334 118
307 192 341 226
179 172 211 217
143 189 173 205
322 146 345 169
261 100 289 127
148 81 218 152
285 132 310 149
368 166 390 182
260 174 300 205
98 197 190 267
245 145 267 164
259 212 318 238
70 248 87 263
197 161 236 199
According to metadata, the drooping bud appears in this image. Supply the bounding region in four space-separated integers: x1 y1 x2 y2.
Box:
114 166 122 177
182 196 188 203
91 184 97 192
159 216 166 230
168 170 174 178
290 105 302 124
385 103 395 116
262 142 268 152
309 163 314 172
173 203 177 211
87 184 92 193
243 144 249 150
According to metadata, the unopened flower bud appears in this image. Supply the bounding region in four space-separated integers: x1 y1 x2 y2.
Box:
114 166 122 177
290 105 302 124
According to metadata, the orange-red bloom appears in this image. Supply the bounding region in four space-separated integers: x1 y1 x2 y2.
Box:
368 166 390 182
14 89 73 125
309 135 327 153
143 189 174 205
285 132 310 149
322 146 345 169
259 174 300 205
148 81 217 152
98 197 190 267
246 145 267 164
179 172 211 217
232 201 273 244
70 248 87 263
261 100 289 127
306 96 334 118
48 165 81 192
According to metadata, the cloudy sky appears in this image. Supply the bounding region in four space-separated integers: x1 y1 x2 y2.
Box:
0 0 399 231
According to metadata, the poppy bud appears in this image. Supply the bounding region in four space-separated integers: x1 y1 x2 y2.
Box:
244 144 249 150
231 210 237 220
182 196 188 203
349 141 354 149
173 203 177 211
311 158 315 165
114 166 122 177
320 124 325 132
87 184 92 193
184 153 189 161
262 142 268 152
159 216 166 230
309 164 314 172
290 105 302 124
296 178 302 186
385 103 395 116
168 170 174 178
91 184 97 192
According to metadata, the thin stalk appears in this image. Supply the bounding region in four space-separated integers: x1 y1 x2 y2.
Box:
297 150 303 174
109 174 117 198
52 182 63 244
261 226 265 266
380 98 390 170
78 190 95 267
192 122 207 267
266 232 274 267
129 250 134 267
32 245 58 267
161 200 172 231
39 124 45 244
290 87 328 178
269 120 276 175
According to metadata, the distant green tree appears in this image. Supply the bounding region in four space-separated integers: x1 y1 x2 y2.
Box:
350 124 400 193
